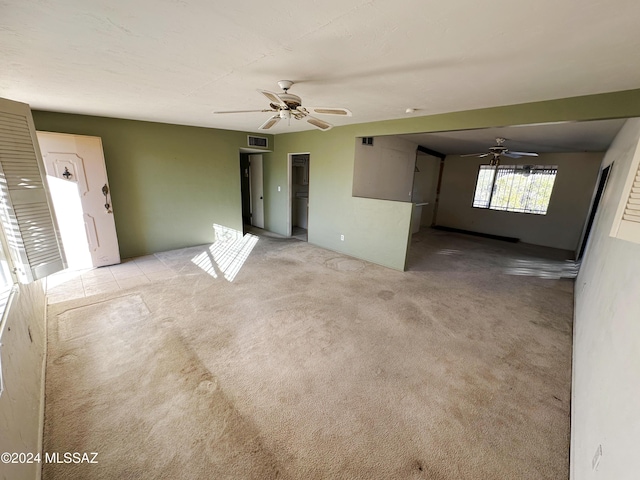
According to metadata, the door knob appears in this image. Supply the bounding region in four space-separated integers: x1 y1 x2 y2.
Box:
102 184 113 214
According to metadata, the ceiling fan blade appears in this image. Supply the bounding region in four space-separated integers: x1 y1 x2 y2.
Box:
213 109 275 114
259 89 287 107
306 115 333 131
461 153 489 157
259 115 280 130
503 152 522 159
306 107 352 117
509 151 539 157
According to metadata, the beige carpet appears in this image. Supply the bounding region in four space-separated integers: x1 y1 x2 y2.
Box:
43 229 574 479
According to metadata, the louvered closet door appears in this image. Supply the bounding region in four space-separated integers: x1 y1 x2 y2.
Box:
622 164 640 222
617 158 640 242
613 131 640 243
0 97 64 282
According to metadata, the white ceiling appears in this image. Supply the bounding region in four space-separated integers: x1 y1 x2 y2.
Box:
397 119 627 155
2 0 640 134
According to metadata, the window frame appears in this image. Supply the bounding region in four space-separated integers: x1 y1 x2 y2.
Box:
0 181 20 320
471 164 558 215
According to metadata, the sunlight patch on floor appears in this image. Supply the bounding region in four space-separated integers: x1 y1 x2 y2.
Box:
436 249 462 256
47 269 86 290
504 259 579 279
192 228 259 282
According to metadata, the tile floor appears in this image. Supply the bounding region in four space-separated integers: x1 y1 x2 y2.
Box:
46 254 177 304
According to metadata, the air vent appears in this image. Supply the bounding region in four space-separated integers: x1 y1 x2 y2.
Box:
248 135 268 148
362 137 374 146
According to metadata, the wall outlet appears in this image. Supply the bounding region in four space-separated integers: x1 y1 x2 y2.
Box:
277 186 281 192
340 234 344 241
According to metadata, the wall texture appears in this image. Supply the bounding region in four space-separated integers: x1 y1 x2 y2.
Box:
0 281 46 480
352 135 417 202
437 152 603 252
32 112 272 258
571 118 640 480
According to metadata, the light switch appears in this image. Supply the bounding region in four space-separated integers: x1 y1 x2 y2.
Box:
277 186 281 192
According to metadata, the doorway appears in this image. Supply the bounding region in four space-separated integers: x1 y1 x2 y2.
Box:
577 163 612 259
410 151 441 234
239 153 264 231
288 153 309 241
37 132 120 270
249 154 264 229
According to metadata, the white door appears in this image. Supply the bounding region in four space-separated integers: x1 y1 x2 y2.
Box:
37 132 120 269
249 154 264 229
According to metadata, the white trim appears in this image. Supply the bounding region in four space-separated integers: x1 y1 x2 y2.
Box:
575 163 613 258
0 285 18 340
0 286 18 400
239 147 272 154
287 154 292 237
287 152 310 238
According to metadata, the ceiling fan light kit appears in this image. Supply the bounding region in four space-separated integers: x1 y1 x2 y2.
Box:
214 80 352 131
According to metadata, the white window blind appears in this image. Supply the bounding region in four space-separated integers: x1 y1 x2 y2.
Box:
0 98 64 282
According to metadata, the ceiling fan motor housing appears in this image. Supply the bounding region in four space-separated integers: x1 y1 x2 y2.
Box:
277 93 302 110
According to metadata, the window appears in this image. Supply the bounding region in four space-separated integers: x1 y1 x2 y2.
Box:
472 164 558 215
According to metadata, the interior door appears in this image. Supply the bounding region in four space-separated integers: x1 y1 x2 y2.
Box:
411 152 441 232
577 164 612 259
37 132 120 269
249 154 264 229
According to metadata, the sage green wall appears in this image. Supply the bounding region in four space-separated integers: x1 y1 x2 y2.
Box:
265 89 640 271
32 111 272 258
267 129 414 270
352 135 417 202
30 88 640 268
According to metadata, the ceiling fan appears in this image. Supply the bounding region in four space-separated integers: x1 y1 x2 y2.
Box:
213 80 352 131
461 137 539 165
